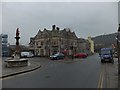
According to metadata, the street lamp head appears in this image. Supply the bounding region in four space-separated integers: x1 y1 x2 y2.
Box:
118 24 120 32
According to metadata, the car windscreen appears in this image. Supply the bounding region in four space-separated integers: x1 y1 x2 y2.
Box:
54 54 59 56
101 50 111 55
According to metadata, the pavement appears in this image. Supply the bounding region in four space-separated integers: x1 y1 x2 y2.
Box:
102 58 118 88
1 56 119 88
1 58 41 79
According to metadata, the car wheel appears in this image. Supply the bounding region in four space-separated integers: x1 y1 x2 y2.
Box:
101 60 104 63
82 56 85 58
112 60 114 64
110 59 114 64
83 56 86 58
56 57 59 60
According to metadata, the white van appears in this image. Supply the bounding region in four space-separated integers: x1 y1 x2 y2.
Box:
20 52 34 58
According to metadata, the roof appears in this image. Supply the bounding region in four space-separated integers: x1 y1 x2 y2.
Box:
34 27 78 40
101 48 112 50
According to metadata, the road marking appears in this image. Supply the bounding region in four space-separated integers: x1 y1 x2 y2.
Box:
98 67 104 89
100 72 104 88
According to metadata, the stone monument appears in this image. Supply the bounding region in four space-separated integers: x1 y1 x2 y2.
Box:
13 28 20 59
5 28 28 67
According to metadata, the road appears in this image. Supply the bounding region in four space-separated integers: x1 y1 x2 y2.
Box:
2 53 118 88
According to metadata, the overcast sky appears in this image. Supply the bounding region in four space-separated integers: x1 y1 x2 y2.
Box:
2 2 118 45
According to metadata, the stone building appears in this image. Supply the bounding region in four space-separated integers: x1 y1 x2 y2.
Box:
29 37 35 54
77 38 91 54
29 25 90 56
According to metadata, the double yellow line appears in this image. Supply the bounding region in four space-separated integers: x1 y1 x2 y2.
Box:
98 69 104 89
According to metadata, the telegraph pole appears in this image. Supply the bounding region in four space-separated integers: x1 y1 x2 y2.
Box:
117 1 120 88
118 24 120 89
117 24 120 89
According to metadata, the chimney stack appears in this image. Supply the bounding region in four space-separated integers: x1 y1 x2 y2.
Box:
52 25 56 30
56 27 60 30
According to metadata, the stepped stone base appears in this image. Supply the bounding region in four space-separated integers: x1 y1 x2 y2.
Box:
5 58 28 68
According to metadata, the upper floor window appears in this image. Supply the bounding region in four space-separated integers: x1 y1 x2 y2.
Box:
41 41 43 45
36 42 38 46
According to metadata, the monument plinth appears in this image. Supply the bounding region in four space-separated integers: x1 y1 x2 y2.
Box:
5 28 28 68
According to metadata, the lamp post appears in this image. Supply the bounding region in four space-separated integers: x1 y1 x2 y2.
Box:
59 38 61 53
118 24 120 75
49 36 51 56
71 45 74 60
117 24 120 89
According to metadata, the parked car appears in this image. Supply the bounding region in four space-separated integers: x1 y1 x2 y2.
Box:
50 53 65 60
20 52 34 58
74 53 88 58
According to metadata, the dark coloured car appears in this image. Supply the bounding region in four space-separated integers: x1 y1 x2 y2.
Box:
74 53 88 58
50 53 65 60
99 48 114 63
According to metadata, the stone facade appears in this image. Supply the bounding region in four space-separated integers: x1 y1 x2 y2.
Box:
78 38 91 54
29 25 90 56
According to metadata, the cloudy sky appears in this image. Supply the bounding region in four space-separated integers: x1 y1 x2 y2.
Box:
2 2 118 45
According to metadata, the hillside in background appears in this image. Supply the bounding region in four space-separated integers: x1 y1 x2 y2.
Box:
92 32 117 51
